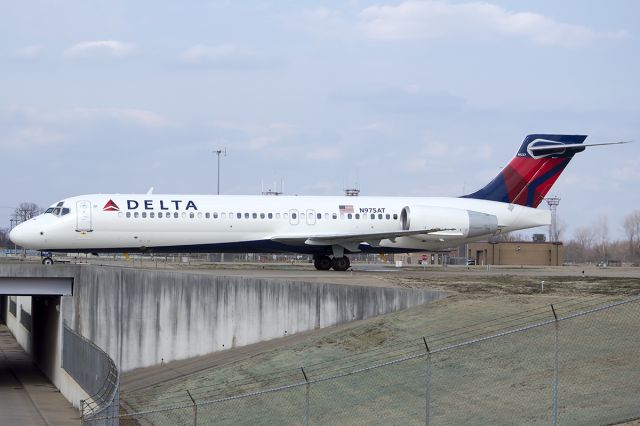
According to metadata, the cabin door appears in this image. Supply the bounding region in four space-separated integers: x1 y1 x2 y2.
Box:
306 209 316 225
76 200 93 232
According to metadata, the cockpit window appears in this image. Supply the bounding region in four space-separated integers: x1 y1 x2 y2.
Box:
45 201 69 216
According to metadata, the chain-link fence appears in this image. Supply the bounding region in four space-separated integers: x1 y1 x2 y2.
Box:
88 296 640 425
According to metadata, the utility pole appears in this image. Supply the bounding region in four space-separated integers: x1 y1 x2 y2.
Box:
213 148 227 195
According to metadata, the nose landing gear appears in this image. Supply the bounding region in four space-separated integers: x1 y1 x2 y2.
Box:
41 251 54 265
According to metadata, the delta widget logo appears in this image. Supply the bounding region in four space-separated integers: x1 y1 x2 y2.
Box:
103 199 120 212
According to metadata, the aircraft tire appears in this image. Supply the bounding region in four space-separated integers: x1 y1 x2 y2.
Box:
42 257 54 265
314 255 332 271
331 256 350 271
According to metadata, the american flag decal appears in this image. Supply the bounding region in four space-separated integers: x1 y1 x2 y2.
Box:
339 205 354 213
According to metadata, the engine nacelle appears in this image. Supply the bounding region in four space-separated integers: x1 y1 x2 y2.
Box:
400 205 498 238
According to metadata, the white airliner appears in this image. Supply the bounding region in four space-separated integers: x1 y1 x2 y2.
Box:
9 134 626 270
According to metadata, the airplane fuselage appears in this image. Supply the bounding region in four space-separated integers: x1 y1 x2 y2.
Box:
11 194 550 255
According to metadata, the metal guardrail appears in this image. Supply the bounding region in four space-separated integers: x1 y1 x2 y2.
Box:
62 325 120 425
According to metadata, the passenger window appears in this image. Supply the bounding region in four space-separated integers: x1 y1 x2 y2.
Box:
118 212 123 218
260 213 265 219
268 213 273 219
126 212 131 218
325 213 329 219
142 212 147 218
370 214 375 219
393 213 398 220
213 212 219 219
332 213 337 219
134 212 139 218
355 213 360 219
197 212 202 219
239 213 243 219
158 212 162 218
378 213 383 219
205 212 210 219
182 212 187 218
276 213 281 219
174 212 179 218
284 213 289 219
150 212 155 218
244 213 249 219
347 213 352 219
190 212 195 218
340 213 345 220
386 214 390 219
221 212 226 219
252 213 257 219
317 213 321 219
292 213 297 219
300 213 305 219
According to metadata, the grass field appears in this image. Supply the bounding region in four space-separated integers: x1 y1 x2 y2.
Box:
120 267 640 425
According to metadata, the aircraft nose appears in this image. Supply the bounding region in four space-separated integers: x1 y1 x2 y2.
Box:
9 223 26 247
9 221 38 248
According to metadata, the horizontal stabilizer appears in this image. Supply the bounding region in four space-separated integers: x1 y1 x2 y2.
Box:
528 140 630 151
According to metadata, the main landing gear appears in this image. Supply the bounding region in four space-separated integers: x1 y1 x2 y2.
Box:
313 255 351 272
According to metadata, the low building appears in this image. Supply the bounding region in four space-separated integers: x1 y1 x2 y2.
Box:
467 241 564 266
394 252 452 265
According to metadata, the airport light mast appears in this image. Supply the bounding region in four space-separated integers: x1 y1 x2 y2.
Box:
545 196 561 242
213 148 227 195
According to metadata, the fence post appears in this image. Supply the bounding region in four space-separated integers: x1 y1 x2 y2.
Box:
423 337 431 426
186 389 197 426
550 304 559 426
80 399 85 425
301 367 310 426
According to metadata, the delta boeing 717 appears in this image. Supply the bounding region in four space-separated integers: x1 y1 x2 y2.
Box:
9 134 625 270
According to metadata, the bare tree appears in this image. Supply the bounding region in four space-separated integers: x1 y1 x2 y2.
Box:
490 231 525 242
554 217 566 242
13 202 42 223
622 210 640 261
568 226 596 263
0 227 9 247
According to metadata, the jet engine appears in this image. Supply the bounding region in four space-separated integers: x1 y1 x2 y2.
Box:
400 205 498 238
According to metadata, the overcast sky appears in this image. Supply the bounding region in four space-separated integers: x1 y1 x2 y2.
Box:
1 0 638 238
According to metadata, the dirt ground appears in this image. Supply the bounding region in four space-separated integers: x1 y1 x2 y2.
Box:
119 265 640 425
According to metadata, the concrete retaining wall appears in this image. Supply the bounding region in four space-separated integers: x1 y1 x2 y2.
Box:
1 263 446 408
64 266 445 372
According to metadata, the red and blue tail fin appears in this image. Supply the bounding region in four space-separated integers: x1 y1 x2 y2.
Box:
462 134 587 208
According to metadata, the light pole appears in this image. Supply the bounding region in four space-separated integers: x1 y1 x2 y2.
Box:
213 148 227 195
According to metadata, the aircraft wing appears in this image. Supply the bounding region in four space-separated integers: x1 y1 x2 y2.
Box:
271 228 456 251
